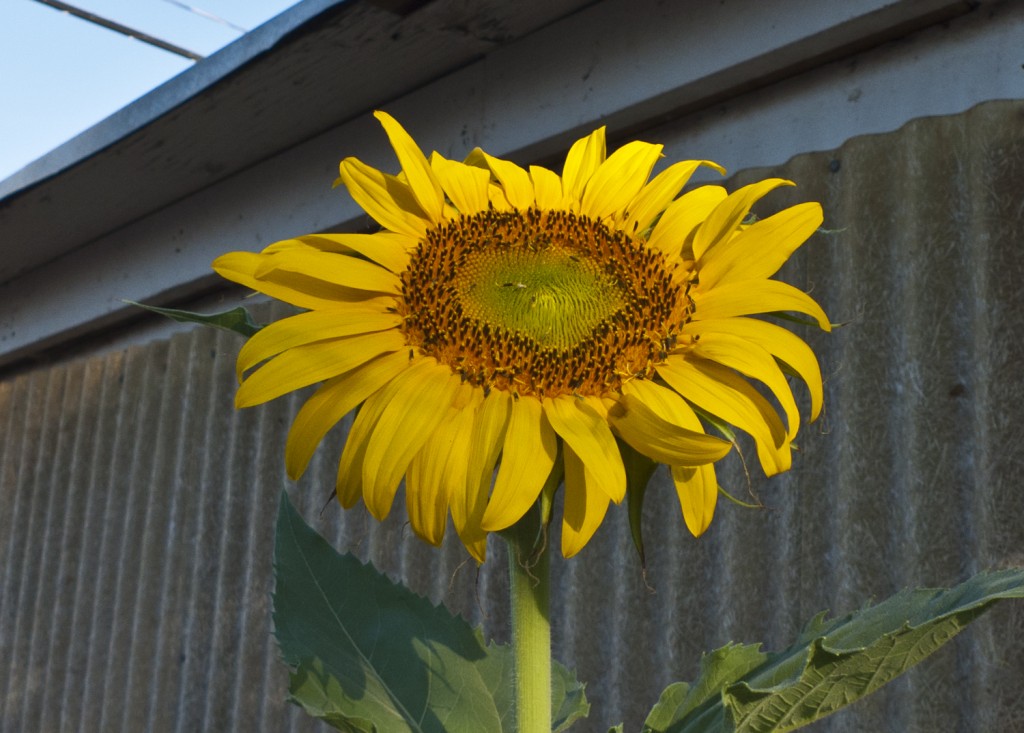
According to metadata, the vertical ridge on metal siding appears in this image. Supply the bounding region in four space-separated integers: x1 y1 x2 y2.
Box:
2 99 1024 732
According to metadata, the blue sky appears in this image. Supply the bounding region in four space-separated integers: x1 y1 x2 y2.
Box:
0 0 302 184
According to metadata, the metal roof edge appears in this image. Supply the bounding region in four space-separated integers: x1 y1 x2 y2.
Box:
0 0 351 200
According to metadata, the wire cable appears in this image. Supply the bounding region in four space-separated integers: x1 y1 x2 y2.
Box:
30 0 204 61
158 0 248 34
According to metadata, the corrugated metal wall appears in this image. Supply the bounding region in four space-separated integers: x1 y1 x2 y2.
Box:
2 100 1023 732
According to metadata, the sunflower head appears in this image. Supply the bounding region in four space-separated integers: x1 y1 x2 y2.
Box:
213 111 829 562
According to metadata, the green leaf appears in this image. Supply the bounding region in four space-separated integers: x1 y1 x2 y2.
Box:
674 645 769 733
641 682 689 732
552 661 590 732
124 299 262 337
472 628 588 733
288 658 377 732
273 491 588 732
648 568 1024 733
644 645 766 733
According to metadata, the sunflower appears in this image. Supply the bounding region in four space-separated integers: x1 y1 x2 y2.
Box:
212 112 829 561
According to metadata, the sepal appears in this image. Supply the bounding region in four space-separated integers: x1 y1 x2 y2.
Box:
126 299 262 337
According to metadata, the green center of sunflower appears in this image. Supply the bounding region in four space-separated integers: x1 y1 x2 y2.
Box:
399 208 692 399
456 247 624 350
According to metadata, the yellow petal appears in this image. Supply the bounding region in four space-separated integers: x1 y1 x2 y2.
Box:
285 350 410 479
236 307 401 380
361 360 460 521
405 385 479 547
692 280 831 331
441 201 461 221
529 165 564 210
645 185 728 259
404 447 448 547
213 251 374 310
691 178 793 261
458 389 512 555
621 378 703 430
337 157 428 239
430 154 491 215
236 329 406 408
335 359 426 508
254 248 401 295
561 444 611 558
624 159 724 235
561 127 606 202
689 317 823 419
542 395 625 502
475 150 535 209
373 111 445 223
261 233 414 271
698 202 822 288
461 530 487 565
288 233 413 273
671 463 718 537
580 141 663 221
609 391 732 466
658 357 790 476
487 182 513 211
481 396 556 531
689 331 801 439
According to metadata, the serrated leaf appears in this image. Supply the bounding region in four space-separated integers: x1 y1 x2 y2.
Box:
552 661 590 732
642 682 689 732
657 569 1024 733
125 299 262 337
273 491 588 732
288 658 377 732
644 645 766 733
684 644 766 716
274 491 500 732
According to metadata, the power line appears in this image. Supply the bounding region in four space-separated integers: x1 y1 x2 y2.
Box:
30 0 204 61
158 0 249 34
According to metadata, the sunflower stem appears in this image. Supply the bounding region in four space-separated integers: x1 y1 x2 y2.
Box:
506 513 551 733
